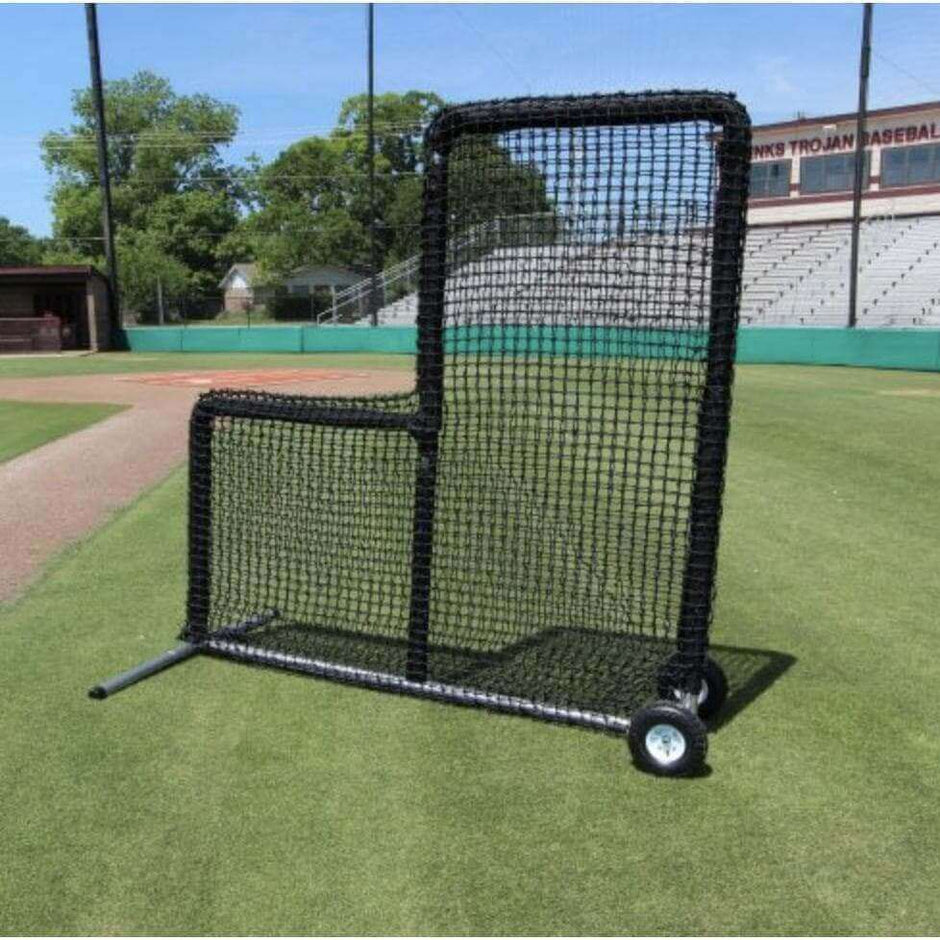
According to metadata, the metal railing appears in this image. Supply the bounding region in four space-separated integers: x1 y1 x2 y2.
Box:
317 254 420 324
318 212 559 325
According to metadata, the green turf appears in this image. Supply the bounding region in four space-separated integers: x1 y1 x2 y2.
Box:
0 351 414 380
0 399 126 464
1 363 939 934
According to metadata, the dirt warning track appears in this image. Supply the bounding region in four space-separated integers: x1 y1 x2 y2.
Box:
0 368 412 603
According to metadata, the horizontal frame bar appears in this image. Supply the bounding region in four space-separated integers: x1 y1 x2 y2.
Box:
91 610 280 699
426 91 750 151
204 637 631 735
196 396 414 432
88 642 198 699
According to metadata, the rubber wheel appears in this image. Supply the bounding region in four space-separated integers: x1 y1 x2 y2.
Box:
657 654 728 721
628 701 708 777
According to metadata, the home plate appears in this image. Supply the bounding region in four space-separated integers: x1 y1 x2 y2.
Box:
117 369 372 389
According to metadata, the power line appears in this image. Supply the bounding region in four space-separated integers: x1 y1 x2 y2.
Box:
32 121 429 143
447 6 533 94
872 50 940 100
38 226 422 242
36 170 422 182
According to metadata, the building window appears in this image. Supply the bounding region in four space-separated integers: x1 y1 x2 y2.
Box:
882 143 940 188
800 152 870 194
750 160 791 198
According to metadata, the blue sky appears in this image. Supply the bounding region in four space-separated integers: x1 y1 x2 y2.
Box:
2 2 939 235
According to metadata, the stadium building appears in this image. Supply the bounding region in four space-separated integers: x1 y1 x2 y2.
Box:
748 99 940 224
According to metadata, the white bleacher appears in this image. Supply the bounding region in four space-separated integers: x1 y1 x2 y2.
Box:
370 214 940 329
740 223 852 326
741 215 940 327
858 216 940 327
375 293 418 324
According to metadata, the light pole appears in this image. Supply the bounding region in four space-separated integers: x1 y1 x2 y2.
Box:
85 3 119 326
367 3 379 327
848 3 874 328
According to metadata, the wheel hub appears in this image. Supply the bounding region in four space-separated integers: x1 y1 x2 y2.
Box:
671 677 708 708
644 723 687 765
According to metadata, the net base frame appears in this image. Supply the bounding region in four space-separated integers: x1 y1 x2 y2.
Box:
203 632 632 735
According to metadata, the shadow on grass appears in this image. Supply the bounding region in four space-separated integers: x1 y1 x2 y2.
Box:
708 642 796 732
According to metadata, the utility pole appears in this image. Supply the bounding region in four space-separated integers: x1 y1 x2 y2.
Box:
85 4 119 326
367 2 379 327
848 3 873 328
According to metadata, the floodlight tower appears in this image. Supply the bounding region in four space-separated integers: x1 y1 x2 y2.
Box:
848 3 874 328
85 3 119 326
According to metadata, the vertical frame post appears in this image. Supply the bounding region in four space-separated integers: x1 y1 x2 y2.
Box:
186 405 214 638
675 109 751 689
405 146 449 682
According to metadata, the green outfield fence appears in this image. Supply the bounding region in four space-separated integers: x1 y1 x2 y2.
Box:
120 325 940 372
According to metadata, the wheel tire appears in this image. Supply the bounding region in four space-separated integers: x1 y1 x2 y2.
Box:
656 654 729 721
628 701 708 777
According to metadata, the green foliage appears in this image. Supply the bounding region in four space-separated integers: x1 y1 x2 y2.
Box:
38 79 559 322
117 231 190 319
336 90 445 174
41 71 239 196
336 90 444 267
384 173 423 264
145 189 240 295
240 91 446 280
240 134 371 278
0 216 44 266
449 136 556 235
241 90 558 281
41 71 242 318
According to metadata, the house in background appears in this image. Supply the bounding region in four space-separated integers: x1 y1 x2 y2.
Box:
219 263 268 312
0 266 112 353
219 262 363 313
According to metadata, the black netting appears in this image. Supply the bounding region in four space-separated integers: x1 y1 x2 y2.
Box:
182 92 750 732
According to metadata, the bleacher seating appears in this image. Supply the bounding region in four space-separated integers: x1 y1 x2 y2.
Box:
735 215 940 327
370 215 940 329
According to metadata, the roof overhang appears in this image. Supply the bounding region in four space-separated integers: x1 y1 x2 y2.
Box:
0 266 106 286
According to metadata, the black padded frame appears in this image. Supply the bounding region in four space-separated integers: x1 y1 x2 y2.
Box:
184 91 751 734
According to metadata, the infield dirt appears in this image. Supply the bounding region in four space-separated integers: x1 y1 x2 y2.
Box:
0 368 413 602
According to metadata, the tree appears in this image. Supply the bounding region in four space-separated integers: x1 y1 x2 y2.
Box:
238 136 370 280
239 92 446 281
448 136 557 236
334 91 445 264
242 90 558 286
117 231 190 321
41 70 243 318
335 91 444 176
0 217 43 266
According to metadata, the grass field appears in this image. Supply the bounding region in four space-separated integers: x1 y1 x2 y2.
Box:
0 351 414 381
1 361 939 934
0 399 126 464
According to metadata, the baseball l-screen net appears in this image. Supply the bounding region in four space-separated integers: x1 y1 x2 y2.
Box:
182 91 751 734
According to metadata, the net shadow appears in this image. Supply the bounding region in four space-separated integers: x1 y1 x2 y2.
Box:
708 642 796 731
221 617 793 729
